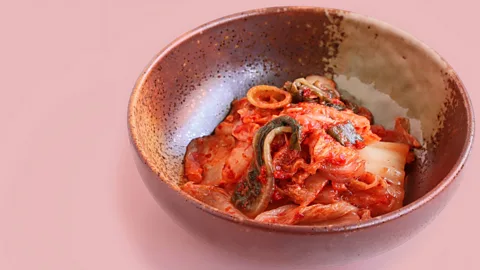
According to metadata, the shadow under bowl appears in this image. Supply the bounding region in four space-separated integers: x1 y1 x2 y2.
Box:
127 6 474 265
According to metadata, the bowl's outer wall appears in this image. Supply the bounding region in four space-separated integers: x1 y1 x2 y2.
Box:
128 7 472 264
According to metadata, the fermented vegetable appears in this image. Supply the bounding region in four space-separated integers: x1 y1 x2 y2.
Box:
182 75 420 225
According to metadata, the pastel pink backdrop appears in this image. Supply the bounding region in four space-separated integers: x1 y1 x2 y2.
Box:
0 0 478 269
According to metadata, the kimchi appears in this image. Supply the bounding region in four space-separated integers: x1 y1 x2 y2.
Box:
182 75 421 225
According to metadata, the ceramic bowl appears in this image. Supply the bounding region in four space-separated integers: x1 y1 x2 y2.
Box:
127 6 474 265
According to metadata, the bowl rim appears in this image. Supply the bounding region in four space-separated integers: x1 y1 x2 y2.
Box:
127 6 475 234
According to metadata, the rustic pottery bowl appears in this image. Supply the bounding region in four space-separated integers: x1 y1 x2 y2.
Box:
127 6 474 265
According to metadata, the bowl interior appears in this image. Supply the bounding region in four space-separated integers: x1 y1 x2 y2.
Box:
129 7 471 214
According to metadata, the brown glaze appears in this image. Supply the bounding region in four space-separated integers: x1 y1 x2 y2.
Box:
127 7 474 265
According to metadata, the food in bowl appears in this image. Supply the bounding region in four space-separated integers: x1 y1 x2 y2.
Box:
129 6 474 264
127 4 476 264
182 74 421 225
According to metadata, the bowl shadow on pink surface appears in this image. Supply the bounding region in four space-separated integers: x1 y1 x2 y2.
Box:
117 143 397 269
116 145 220 268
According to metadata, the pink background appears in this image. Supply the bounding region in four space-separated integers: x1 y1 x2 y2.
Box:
0 0 478 269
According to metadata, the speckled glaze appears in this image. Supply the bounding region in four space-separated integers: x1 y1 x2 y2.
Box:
127 7 474 265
